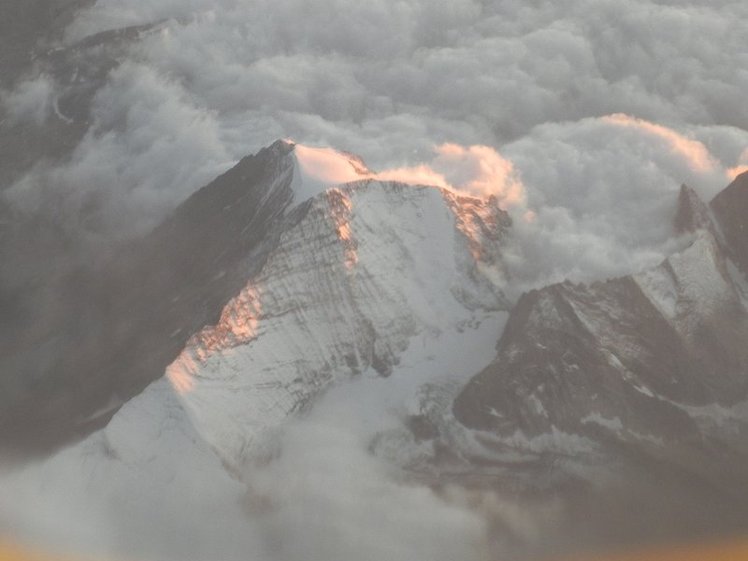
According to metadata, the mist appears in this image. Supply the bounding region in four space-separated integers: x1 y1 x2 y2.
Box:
1 334 504 561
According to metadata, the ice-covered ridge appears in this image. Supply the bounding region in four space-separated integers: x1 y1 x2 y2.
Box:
634 230 742 336
288 141 520 214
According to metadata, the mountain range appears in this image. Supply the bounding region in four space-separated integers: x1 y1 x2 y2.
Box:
1 140 747 560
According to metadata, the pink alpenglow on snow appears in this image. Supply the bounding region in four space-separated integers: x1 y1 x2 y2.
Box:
292 141 526 210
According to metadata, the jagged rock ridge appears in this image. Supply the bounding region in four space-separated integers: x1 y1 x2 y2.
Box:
451 174 748 548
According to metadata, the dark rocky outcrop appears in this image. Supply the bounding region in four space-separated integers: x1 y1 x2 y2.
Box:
711 171 748 274
0 141 302 454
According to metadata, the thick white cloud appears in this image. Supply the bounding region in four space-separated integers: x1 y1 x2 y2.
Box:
6 0 743 241
244 380 490 561
5 62 232 238
0 363 495 561
728 148 748 178
2 0 744 366
499 113 736 292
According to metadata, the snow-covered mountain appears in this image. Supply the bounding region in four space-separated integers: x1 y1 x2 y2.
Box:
449 178 748 549
455 180 748 445
3 139 748 561
165 142 512 468
0 141 514 560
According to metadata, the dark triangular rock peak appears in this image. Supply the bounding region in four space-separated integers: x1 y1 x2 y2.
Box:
266 138 297 153
157 138 296 235
673 184 714 235
453 276 712 439
711 171 748 274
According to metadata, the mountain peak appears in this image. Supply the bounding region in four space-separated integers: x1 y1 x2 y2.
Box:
673 184 714 235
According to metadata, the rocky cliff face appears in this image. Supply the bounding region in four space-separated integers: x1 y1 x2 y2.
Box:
712 171 748 274
454 231 748 441
455 178 748 433
450 176 748 549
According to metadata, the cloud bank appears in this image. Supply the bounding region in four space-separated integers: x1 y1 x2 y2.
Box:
3 0 745 280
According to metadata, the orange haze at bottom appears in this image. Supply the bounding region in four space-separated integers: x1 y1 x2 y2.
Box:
3 537 748 561
0 542 106 561
556 538 748 561
0 543 61 561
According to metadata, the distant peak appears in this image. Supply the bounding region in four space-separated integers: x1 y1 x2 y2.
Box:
265 138 296 155
674 183 713 235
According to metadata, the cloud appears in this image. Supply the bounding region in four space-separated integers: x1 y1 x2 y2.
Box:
498 113 737 294
4 62 232 239
728 148 748 179
244 379 491 561
377 143 525 207
601 113 719 175
4 0 744 243
0 374 494 561
1 75 55 126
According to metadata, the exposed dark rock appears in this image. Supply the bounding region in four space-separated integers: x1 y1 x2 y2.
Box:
0 141 302 455
452 176 748 548
711 171 748 274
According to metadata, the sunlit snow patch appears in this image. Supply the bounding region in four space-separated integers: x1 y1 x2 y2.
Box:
290 143 372 203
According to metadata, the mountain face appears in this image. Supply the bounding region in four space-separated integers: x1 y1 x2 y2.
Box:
451 178 748 547
0 141 513 560
454 229 748 440
2 136 748 560
712 171 748 275
166 177 511 468
0 139 511 457
1 141 304 453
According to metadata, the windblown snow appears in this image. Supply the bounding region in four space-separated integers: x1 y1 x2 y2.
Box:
290 143 372 204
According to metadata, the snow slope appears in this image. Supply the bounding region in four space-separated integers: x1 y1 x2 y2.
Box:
168 178 511 468
0 142 512 560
